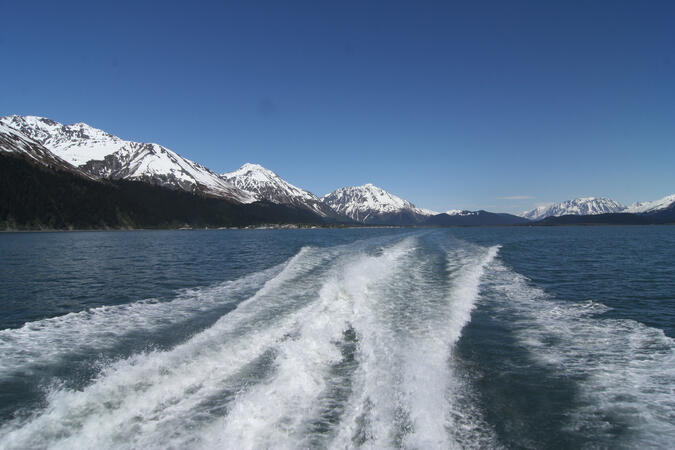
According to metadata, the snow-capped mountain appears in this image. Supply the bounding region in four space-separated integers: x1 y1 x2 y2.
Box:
624 194 675 214
321 183 436 225
1 116 127 166
0 115 256 203
221 163 339 218
0 123 92 178
522 197 626 221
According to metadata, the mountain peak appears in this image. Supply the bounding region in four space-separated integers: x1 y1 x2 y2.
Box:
322 184 436 224
239 162 269 172
0 115 256 203
223 163 285 186
221 163 338 218
0 115 123 166
522 197 625 220
624 193 675 213
0 122 94 178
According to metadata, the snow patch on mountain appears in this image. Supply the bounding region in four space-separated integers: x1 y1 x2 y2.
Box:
0 115 126 166
0 123 93 178
624 194 675 213
415 207 440 216
321 183 435 223
0 123 43 157
444 209 478 216
0 115 256 203
522 197 625 220
221 163 336 217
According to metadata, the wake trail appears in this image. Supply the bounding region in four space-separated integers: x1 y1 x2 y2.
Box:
0 234 414 449
0 262 282 378
331 240 500 449
483 261 675 448
198 238 417 449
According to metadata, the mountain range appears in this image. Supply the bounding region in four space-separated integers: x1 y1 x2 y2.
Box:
1 115 673 229
1 115 256 203
522 195 675 220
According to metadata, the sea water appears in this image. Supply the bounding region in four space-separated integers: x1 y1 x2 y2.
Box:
0 227 673 449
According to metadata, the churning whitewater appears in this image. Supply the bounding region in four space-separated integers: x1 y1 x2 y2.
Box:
0 233 498 449
1 229 674 449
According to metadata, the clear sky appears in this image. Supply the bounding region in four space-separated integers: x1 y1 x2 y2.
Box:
2 0 673 214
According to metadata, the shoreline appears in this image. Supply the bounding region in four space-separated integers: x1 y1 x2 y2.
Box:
1 223 673 233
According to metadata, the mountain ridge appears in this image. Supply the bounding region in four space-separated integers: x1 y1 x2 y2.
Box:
2 115 673 227
624 194 675 214
425 210 530 226
523 195 675 220
221 163 344 219
0 115 256 203
321 183 437 225
0 123 94 179
0 153 325 231
522 197 626 220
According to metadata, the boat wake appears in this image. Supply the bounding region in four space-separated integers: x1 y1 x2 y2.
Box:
0 233 499 449
1 231 673 449
482 261 675 447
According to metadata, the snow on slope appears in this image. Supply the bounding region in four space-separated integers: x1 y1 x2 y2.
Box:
0 123 93 178
416 207 440 216
221 163 336 217
0 115 255 203
79 142 257 202
321 183 436 223
444 209 479 216
522 197 625 220
624 194 675 213
1 116 126 166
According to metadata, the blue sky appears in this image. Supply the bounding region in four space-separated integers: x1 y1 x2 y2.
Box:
2 0 673 213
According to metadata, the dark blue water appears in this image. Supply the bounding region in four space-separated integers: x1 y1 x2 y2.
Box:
0 227 673 448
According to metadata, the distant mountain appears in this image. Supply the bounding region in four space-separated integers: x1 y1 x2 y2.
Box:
321 183 436 225
0 153 324 231
424 210 530 226
0 115 256 203
624 194 675 214
444 209 484 217
534 204 675 226
0 124 327 230
4 115 672 229
522 197 625 220
522 194 675 221
221 163 344 219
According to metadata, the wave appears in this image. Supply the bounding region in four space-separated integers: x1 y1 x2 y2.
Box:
330 241 500 449
0 233 500 449
484 261 675 447
0 233 406 380
0 259 282 378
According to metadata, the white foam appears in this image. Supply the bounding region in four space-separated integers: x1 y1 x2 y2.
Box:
0 262 284 378
0 233 505 449
0 235 415 449
199 238 417 449
486 262 675 446
0 243 339 448
401 244 500 449
331 242 500 448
